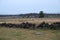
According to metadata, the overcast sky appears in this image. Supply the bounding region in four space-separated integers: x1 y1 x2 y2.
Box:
0 0 60 15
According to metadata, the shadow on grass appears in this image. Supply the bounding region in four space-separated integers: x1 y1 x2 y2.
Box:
0 38 10 40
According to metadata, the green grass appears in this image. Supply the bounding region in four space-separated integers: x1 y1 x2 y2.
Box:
0 27 60 40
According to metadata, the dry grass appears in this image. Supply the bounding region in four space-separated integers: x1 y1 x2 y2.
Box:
0 18 60 24
0 27 60 40
0 18 60 40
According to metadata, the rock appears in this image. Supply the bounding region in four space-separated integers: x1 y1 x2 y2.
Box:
35 32 43 35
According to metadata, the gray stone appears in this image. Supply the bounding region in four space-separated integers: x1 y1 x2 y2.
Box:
35 32 43 35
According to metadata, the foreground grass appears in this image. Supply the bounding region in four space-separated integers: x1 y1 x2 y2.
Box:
0 27 60 40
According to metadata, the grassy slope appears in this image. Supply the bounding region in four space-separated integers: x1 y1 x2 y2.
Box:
0 27 60 40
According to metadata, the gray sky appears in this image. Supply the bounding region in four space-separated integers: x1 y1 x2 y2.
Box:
0 0 60 15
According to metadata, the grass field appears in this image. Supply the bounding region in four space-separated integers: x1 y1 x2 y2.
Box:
0 18 60 24
0 18 60 40
0 27 60 40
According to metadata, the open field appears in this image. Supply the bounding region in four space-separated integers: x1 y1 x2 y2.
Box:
0 27 60 40
0 18 60 40
0 18 60 24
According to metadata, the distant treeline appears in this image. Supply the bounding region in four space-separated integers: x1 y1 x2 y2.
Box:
0 11 60 18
